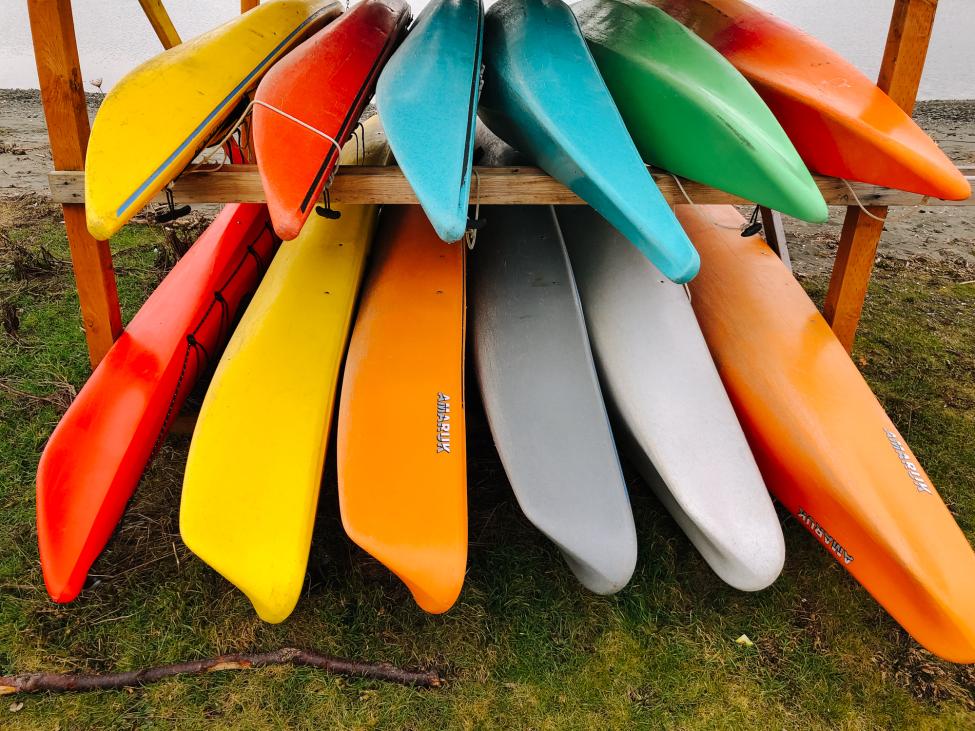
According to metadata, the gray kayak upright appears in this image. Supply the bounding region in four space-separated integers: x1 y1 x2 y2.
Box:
556 206 785 591
472 202 638 594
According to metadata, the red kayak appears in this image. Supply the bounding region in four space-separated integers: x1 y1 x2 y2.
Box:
650 0 971 201
36 204 278 603
253 0 411 240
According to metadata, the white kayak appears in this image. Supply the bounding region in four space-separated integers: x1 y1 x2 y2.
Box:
556 206 785 591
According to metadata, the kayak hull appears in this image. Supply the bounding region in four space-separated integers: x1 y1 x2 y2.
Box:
650 0 970 201
254 0 411 240
473 203 637 594
573 0 826 223
478 0 699 284
85 0 340 240
338 206 467 614
37 204 277 602
376 0 484 243
683 204 975 662
180 120 390 623
557 206 784 591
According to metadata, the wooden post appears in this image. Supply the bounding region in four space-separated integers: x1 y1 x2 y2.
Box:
824 0 938 352
137 0 182 50
27 0 122 367
760 206 791 272
241 0 260 12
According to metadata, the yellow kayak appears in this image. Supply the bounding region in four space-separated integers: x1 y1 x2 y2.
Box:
85 0 340 241
179 117 389 623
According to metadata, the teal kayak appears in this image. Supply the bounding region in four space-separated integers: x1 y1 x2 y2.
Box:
573 0 827 223
376 0 484 242
478 0 700 284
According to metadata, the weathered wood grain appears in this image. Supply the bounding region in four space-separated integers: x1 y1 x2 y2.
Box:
27 0 122 367
47 166 975 207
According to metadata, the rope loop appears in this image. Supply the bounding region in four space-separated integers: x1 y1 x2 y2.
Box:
669 173 743 232
841 179 887 222
189 99 344 176
464 169 483 250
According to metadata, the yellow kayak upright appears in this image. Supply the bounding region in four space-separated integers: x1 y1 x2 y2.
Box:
180 117 390 623
85 0 341 241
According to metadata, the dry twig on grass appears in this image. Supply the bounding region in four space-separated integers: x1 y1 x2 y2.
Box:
0 648 443 694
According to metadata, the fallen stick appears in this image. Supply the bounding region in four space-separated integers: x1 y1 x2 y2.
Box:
0 648 443 694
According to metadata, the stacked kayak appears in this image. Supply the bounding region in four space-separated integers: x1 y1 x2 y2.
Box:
85 0 341 240
37 205 277 602
682 204 975 662
649 0 971 200
376 0 485 242
338 206 468 613
478 0 699 284
473 202 638 594
557 206 785 591
180 118 389 624
254 0 411 239
573 0 827 222
470 133 637 593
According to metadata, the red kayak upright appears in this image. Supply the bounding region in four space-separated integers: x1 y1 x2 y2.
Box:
650 0 971 201
36 204 278 603
253 0 411 240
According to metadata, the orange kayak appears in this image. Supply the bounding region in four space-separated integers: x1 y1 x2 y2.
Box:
337 206 467 613
682 204 975 663
651 0 971 201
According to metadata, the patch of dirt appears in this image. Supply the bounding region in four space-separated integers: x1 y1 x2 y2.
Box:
872 632 975 710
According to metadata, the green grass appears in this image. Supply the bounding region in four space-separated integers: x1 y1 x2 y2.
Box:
1 198 973 728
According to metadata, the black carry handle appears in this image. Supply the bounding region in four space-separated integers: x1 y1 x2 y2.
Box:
155 188 191 224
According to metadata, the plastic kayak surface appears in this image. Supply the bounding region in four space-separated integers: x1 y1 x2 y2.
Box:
682 204 975 662
573 0 826 223
650 0 970 201
472 203 637 594
180 120 390 623
37 204 277 603
85 0 339 240
337 206 467 614
254 0 410 240
376 0 484 243
477 0 699 284
557 206 784 591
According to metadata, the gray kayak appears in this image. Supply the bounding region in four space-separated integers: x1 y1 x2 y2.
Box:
472 201 638 594
556 206 785 591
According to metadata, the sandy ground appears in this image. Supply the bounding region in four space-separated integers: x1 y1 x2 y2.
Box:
0 88 972 276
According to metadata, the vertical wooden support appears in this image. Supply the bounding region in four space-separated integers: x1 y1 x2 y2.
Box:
824 0 938 352
27 0 122 367
137 0 182 50
241 0 260 12
760 207 791 272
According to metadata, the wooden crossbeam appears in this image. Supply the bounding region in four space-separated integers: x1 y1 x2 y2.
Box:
47 166 975 207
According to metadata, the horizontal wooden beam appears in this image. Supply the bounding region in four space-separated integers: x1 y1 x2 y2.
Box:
48 166 975 207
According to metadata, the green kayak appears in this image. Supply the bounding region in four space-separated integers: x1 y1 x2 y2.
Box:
573 0 827 223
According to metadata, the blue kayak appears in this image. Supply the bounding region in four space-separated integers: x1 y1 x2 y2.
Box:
477 0 699 283
376 0 484 243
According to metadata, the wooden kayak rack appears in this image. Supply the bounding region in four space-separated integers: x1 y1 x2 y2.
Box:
25 0 973 369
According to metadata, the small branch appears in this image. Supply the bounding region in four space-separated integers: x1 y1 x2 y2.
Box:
0 648 442 694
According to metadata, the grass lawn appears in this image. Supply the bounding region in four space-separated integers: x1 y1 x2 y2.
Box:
1 196 973 728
